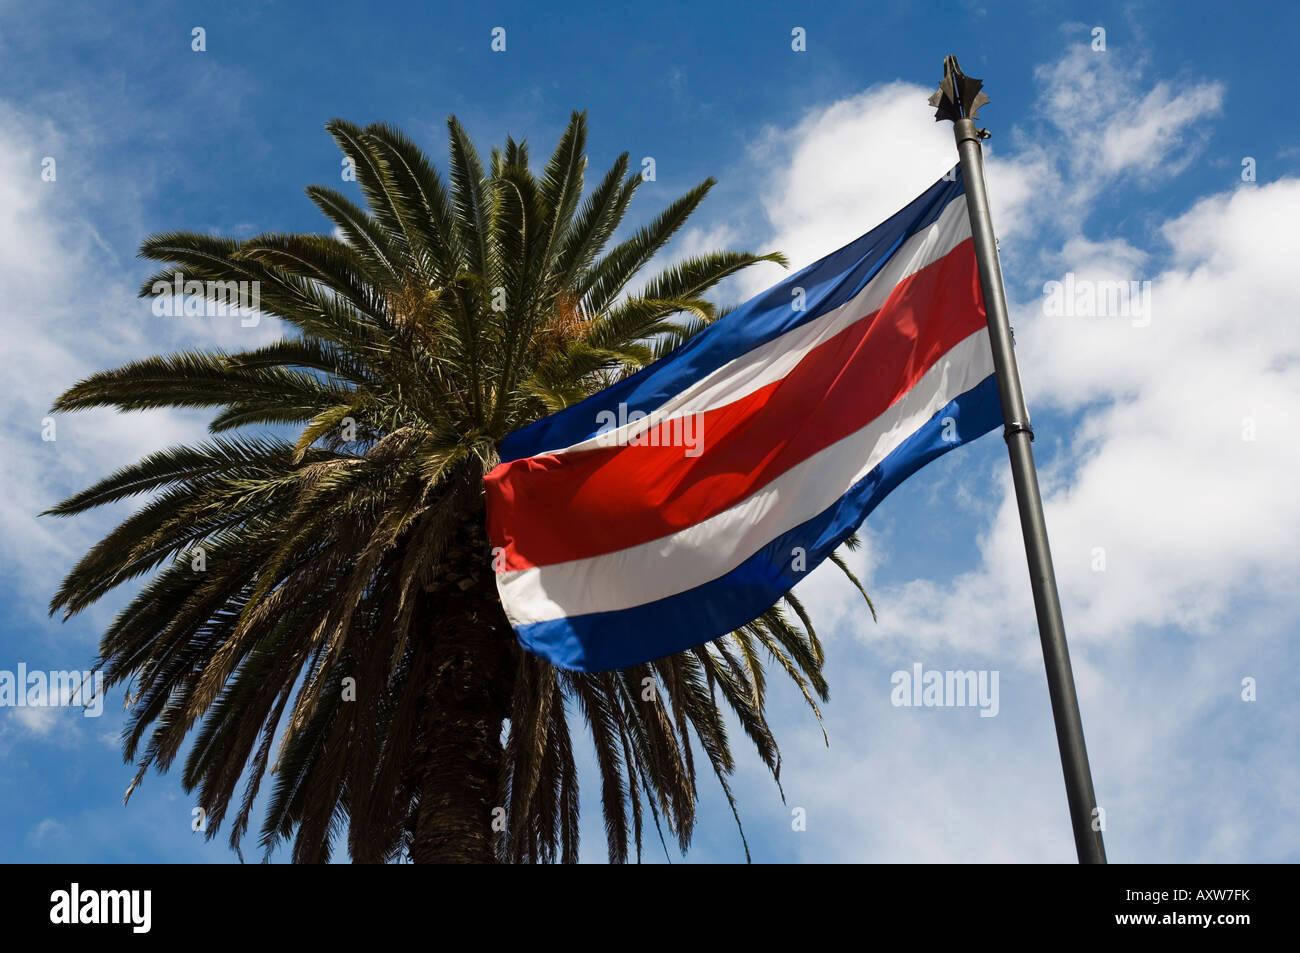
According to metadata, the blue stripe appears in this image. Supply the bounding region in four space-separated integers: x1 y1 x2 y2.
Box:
499 167 966 463
511 372 1002 672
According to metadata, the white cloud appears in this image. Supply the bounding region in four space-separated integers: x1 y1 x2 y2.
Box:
7 705 59 737
0 103 282 617
27 817 67 848
746 42 1290 659
737 81 958 297
1033 45 1225 176
1011 180 1300 644
736 43 1300 861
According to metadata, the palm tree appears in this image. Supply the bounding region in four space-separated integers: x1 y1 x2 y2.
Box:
45 113 873 863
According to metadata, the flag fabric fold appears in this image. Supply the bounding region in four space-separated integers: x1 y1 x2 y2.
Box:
484 167 1002 671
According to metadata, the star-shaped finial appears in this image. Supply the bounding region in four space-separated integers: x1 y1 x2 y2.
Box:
928 54 990 123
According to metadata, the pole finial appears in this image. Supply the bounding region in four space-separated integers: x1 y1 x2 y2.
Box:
929 54 989 123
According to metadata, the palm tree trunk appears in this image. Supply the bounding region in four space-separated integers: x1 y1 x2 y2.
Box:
408 523 516 864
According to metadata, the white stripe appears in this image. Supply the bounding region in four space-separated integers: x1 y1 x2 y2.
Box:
555 195 973 457
498 328 994 626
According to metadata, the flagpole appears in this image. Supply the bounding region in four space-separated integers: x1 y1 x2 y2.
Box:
930 55 1107 864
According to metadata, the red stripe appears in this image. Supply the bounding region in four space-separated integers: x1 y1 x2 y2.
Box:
486 238 985 570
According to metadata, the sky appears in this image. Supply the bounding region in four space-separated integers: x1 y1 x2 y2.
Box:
0 0 1297 863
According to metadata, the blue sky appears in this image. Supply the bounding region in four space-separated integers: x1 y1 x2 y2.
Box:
1 0 1297 862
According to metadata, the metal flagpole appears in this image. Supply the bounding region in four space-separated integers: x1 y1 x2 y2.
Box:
930 55 1107 864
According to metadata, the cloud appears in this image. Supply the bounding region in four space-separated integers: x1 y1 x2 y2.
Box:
736 81 958 296
719 42 1300 861
1009 179 1300 645
27 817 67 848
7 706 60 738
0 102 282 622
736 38 1285 658
871 180 1300 655
1008 44 1225 241
1033 44 1224 180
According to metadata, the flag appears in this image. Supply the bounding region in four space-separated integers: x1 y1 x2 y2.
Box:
484 167 1002 671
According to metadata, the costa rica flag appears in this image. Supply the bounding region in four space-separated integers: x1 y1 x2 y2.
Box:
485 167 1001 671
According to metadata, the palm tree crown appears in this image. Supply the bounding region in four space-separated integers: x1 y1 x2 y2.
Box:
46 112 871 862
